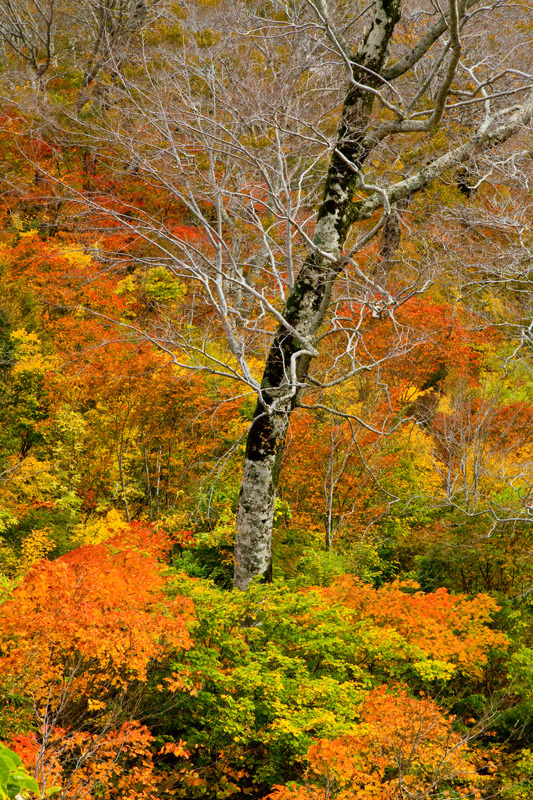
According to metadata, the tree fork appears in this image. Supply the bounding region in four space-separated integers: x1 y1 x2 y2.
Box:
233 0 402 590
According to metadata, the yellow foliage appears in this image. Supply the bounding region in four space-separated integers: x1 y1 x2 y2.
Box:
72 508 128 546
437 393 453 414
400 384 424 403
59 246 94 269
10 457 58 501
392 425 442 496
248 357 268 382
87 698 107 712
11 329 57 375
10 214 24 231
20 527 54 571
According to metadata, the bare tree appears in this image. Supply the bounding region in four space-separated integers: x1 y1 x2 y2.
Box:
0 0 160 98
231 0 533 588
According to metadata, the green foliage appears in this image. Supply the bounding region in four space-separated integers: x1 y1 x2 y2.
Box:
152 573 505 796
292 547 349 586
0 743 39 799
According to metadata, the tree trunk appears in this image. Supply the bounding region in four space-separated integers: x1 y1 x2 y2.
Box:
233 0 402 589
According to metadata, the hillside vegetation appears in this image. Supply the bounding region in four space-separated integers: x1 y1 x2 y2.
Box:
1 0 533 797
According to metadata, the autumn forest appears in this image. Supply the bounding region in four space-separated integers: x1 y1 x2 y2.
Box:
1 0 533 797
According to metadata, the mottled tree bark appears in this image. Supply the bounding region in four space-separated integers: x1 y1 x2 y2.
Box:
233 0 402 590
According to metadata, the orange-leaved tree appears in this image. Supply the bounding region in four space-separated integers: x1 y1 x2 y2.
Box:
0 522 193 799
268 687 485 800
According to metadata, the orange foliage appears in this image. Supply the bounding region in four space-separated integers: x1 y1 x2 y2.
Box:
0 524 193 702
0 524 194 799
269 687 483 800
9 721 189 800
311 576 506 676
